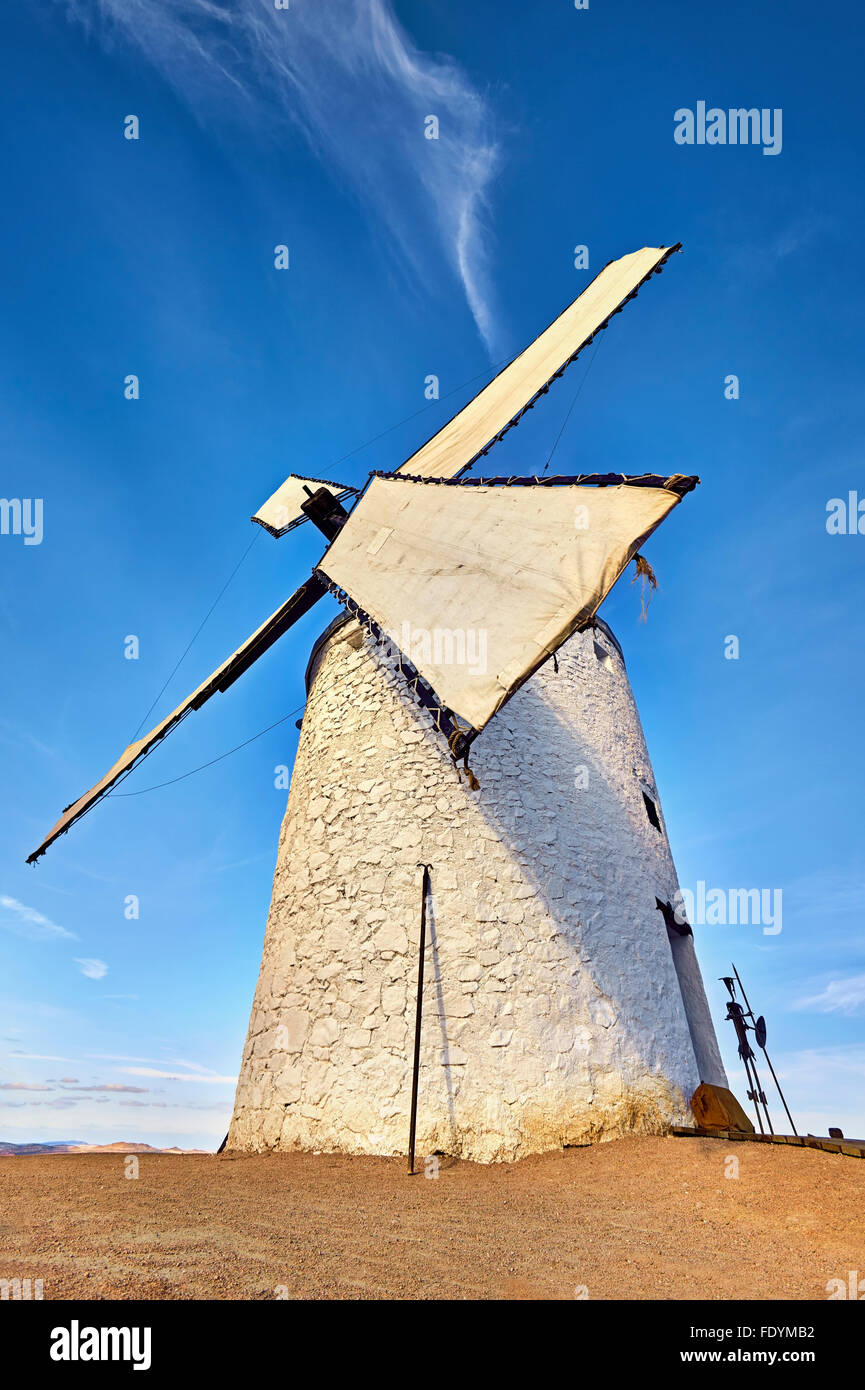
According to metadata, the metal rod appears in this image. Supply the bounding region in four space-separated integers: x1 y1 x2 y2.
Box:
759 1047 798 1137
408 864 432 1175
742 1053 765 1134
733 962 797 1136
748 1052 774 1135
731 963 756 1020
729 965 772 1130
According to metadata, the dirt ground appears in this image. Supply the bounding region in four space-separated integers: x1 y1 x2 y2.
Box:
1 1135 863 1300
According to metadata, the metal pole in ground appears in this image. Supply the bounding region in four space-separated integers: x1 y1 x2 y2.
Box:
408 864 432 1176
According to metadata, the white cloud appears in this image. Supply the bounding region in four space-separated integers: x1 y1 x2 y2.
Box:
121 1066 237 1085
765 1044 865 1140
9 1053 75 1061
795 972 865 1016
0 895 77 942
74 958 109 980
88 1053 225 1074
61 0 503 351
167 1058 223 1076
66 1083 149 1093
87 1053 165 1063
88 1054 235 1080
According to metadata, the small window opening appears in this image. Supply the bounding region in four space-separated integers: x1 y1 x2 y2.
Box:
655 896 692 938
593 640 613 670
642 791 661 831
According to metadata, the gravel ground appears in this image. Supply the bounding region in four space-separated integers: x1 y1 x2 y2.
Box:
1 1135 863 1300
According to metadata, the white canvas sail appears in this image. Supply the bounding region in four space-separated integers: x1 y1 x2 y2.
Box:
397 245 677 481
317 474 691 731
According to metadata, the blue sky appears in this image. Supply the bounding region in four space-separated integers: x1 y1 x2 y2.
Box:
1 0 863 1148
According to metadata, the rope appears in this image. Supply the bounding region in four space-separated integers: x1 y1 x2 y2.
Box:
632 552 658 622
130 529 261 740
325 356 511 473
541 332 606 476
111 704 307 797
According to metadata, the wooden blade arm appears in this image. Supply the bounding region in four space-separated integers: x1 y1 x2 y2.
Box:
26 574 327 864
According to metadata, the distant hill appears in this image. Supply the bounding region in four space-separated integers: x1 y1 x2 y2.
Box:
0 1140 85 1155
0 1139 209 1155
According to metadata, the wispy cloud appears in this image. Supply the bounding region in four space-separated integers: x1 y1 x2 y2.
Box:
74 958 109 980
771 1045 865 1087
0 716 60 761
167 1058 223 1076
766 1044 865 1139
9 1052 75 1061
795 972 865 1016
62 0 502 350
783 871 865 921
728 213 834 279
121 1066 237 1085
215 854 270 874
0 895 77 942
65 1083 150 1093
88 1053 232 1079
0 1080 149 1094
87 1053 163 1063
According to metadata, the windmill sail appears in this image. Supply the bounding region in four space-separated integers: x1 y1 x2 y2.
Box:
396 245 679 481
252 474 356 537
317 473 696 734
26 575 327 864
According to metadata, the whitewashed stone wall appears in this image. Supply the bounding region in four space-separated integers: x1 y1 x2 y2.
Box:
228 617 726 1163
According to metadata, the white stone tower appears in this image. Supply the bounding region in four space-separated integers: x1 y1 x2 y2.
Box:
228 613 726 1163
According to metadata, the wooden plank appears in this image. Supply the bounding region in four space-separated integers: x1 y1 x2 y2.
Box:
670 1129 865 1158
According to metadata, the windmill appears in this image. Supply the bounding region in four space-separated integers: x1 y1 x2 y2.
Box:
28 244 730 1162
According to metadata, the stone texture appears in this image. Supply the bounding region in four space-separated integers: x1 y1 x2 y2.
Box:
227 618 727 1163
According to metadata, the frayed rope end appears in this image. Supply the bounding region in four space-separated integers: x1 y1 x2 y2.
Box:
632 553 658 621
